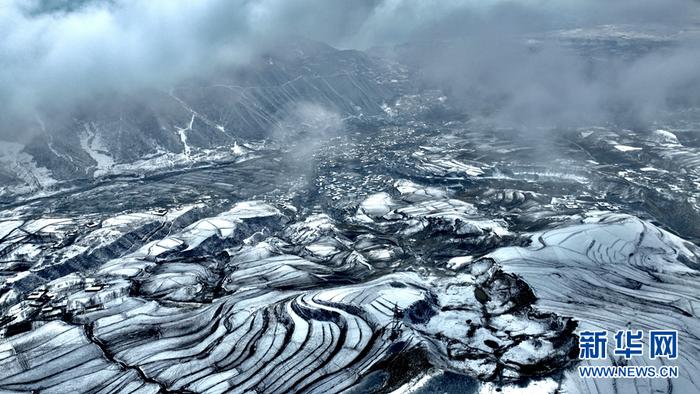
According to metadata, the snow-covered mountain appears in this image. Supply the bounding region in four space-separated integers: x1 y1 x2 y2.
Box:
2 40 414 199
1 26 700 394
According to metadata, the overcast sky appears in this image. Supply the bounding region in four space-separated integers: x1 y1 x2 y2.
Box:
1 0 699 136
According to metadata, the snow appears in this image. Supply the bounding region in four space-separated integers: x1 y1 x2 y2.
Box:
381 102 397 117
80 124 115 176
156 238 184 250
0 142 58 193
138 237 185 258
388 369 440 394
502 338 554 364
0 220 23 240
175 114 195 159
640 166 667 172
394 180 447 201
231 142 246 155
101 213 155 228
614 144 642 152
365 248 394 261
5 271 31 284
228 201 281 219
357 192 396 219
480 378 558 394
415 155 485 177
653 129 680 144
447 256 474 270
305 243 338 257
0 194 583 391
22 218 73 233
491 213 700 394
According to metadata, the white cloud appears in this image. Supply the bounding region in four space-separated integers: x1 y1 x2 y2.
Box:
0 0 698 137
